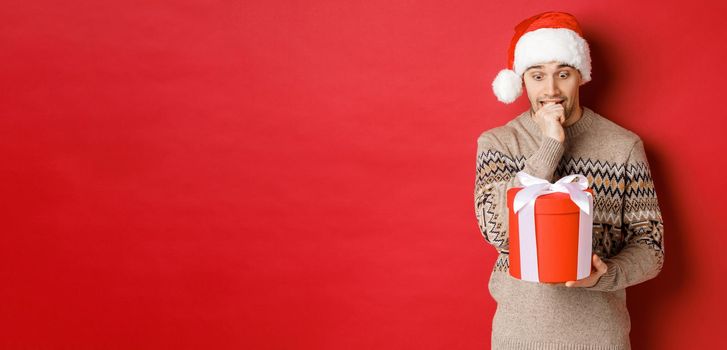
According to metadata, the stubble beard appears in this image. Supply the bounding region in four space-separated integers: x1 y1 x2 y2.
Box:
562 103 572 122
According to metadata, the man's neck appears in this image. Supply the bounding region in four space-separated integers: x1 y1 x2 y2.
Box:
563 105 583 127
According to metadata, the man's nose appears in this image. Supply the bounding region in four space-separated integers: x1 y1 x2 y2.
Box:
545 77 560 95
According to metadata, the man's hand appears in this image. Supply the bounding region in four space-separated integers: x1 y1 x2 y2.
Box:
532 101 565 143
564 254 608 288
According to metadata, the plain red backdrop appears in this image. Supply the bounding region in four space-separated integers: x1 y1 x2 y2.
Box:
2 0 726 349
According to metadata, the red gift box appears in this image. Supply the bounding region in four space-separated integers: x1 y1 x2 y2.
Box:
506 187 594 283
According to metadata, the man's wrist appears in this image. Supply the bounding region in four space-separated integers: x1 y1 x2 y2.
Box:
525 136 565 180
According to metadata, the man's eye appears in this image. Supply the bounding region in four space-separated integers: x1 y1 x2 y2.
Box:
560 73 569 78
533 75 542 80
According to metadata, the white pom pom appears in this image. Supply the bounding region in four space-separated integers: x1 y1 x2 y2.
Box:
491 69 522 104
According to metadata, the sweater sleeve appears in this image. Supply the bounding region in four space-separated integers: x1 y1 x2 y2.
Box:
586 139 665 292
474 131 565 252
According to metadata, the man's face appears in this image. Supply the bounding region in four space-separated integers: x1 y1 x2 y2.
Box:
523 61 582 121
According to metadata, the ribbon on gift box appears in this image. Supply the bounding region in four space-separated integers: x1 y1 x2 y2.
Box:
512 171 594 282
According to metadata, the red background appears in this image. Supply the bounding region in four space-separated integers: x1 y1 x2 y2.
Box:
2 1 726 349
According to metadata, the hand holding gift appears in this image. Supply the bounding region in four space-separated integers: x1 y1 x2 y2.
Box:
564 254 609 288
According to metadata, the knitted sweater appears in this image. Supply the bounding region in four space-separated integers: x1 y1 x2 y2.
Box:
473 107 664 350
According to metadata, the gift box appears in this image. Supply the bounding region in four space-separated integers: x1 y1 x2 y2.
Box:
506 171 594 283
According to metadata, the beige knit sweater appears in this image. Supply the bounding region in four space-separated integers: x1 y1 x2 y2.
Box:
474 106 664 349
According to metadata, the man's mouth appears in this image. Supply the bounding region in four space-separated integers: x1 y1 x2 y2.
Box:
540 100 565 106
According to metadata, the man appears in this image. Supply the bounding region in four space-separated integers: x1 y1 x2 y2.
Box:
474 11 665 349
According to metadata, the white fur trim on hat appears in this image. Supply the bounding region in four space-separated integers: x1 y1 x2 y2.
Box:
512 27 592 83
491 69 522 104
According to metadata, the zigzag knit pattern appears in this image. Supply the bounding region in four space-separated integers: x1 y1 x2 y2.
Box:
475 150 664 273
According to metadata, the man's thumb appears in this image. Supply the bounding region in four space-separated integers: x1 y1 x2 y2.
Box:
593 254 608 273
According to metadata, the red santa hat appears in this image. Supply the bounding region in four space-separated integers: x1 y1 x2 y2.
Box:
491 11 592 104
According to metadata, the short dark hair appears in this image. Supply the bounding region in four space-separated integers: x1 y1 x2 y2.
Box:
525 63 576 72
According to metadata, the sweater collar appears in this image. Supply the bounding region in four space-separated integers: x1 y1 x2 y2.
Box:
519 106 595 139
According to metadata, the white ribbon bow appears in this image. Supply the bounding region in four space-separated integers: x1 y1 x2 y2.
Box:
512 171 594 282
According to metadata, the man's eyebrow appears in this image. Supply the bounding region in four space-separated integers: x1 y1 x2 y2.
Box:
525 64 575 72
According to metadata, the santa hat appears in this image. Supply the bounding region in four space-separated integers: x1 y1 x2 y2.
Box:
491 11 592 104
